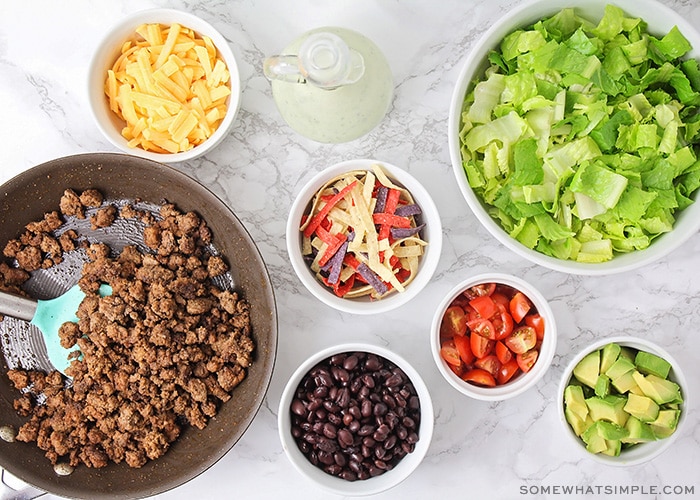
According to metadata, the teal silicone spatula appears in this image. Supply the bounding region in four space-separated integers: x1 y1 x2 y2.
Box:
0 284 111 375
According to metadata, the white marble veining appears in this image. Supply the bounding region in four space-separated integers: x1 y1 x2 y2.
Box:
1 0 700 499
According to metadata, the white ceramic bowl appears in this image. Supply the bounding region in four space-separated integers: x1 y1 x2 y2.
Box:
278 343 434 496
448 0 700 275
88 8 241 163
430 273 557 401
286 159 442 315
557 336 688 466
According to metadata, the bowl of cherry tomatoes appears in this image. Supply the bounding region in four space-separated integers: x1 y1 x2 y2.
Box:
430 273 557 401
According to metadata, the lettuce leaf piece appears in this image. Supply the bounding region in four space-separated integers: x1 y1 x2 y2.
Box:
650 26 692 60
590 109 634 152
570 160 628 209
512 138 544 186
464 111 527 152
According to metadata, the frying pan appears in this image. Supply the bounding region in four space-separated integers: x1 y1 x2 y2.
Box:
0 153 278 499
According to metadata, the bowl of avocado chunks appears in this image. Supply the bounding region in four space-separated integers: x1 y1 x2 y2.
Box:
558 336 687 466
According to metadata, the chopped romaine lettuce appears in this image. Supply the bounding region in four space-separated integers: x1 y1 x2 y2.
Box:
459 5 700 262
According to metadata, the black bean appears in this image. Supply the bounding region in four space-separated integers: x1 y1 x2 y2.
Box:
323 423 337 439
334 452 347 467
343 354 359 370
318 450 334 465
325 464 342 475
397 425 408 440
289 350 422 482
291 399 307 417
373 402 388 417
358 424 375 437
330 354 346 366
365 354 381 371
337 429 353 448
339 470 357 481
361 399 372 418
336 387 350 408
383 435 397 450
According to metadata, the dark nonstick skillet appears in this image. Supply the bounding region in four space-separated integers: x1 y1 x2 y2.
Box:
0 153 278 499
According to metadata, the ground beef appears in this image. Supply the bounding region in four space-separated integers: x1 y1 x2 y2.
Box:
59 189 84 219
2 189 254 470
90 204 117 230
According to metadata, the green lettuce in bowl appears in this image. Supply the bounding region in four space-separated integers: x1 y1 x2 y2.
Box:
450 0 700 274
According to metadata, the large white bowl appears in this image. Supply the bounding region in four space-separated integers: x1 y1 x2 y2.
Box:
278 343 434 496
88 8 241 163
430 273 557 401
448 0 700 275
557 336 688 466
286 159 442 315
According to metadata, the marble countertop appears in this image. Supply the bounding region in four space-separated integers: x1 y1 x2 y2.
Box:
1 0 699 499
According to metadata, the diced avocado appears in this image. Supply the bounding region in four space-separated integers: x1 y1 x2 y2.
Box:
635 350 672 379
596 420 629 440
582 421 624 456
621 416 656 444
582 423 608 454
623 393 659 422
564 385 589 421
632 372 683 405
619 346 636 362
600 342 621 375
594 374 610 397
649 409 680 439
627 383 644 396
604 356 635 380
601 438 622 457
585 395 629 427
611 369 639 393
565 407 594 437
573 350 600 389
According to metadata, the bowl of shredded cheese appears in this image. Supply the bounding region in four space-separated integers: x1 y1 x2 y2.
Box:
88 8 241 162
286 159 442 315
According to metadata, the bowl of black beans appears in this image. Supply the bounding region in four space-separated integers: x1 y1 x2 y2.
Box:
278 343 434 495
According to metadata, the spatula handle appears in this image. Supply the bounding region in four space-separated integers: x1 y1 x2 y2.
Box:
0 290 37 322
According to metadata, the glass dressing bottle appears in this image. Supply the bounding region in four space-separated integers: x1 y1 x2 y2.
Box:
264 27 393 143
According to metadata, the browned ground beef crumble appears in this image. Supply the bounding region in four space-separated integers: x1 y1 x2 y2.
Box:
1 189 254 469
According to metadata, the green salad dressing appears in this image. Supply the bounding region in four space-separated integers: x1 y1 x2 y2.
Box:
265 27 393 143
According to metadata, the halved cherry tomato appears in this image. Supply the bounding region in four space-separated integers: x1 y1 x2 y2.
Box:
447 360 464 377
464 304 480 323
453 334 474 365
509 292 531 323
495 341 513 364
470 332 494 359
440 306 467 338
505 325 537 354
475 354 501 378
468 318 497 340
492 304 514 340
525 313 545 340
517 349 538 372
469 295 498 320
462 368 496 387
464 283 496 300
490 292 510 309
440 341 462 368
497 359 520 384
